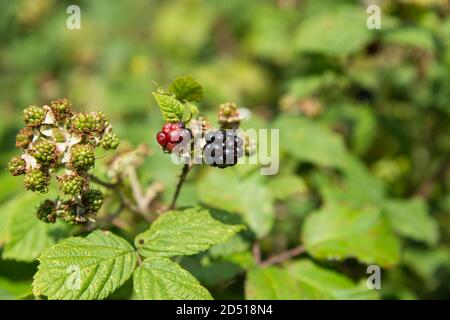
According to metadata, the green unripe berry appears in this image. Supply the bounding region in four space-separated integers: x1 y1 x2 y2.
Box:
32 140 58 167
57 200 78 224
101 132 120 150
50 98 72 121
70 112 109 134
92 112 109 132
218 102 240 129
36 199 57 223
69 144 95 172
15 127 34 149
8 156 26 176
57 173 87 196
82 189 104 214
23 105 46 127
24 169 50 193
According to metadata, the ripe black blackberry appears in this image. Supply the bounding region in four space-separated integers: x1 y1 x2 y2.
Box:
203 129 243 168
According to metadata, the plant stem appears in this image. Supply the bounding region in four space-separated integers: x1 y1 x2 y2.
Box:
88 174 140 215
252 242 261 264
259 245 305 268
169 163 191 210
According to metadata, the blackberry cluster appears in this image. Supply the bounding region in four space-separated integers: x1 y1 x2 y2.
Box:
7 98 119 224
156 122 191 153
203 129 244 168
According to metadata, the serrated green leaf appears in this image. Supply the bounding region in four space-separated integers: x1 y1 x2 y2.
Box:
295 6 373 56
1 193 68 262
302 204 400 267
33 230 137 300
133 257 212 300
152 90 185 122
383 198 439 245
273 116 349 168
169 75 203 102
197 170 274 238
135 207 244 258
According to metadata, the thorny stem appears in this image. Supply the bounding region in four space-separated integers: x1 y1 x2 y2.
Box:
259 245 306 268
169 163 191 210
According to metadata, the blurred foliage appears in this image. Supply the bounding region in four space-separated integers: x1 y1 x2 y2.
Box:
0 0 449 300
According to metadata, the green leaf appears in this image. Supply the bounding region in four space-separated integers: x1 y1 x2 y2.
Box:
286 260 378 300
245 259 378 300
403 248 450 288
245 266 304 299
295 6 373 56
33 230 137 300
267 175 308 201
1 193 68 262
384 27 435 51
0 276 32 300
152 90 185 122
273 116 349 168
197 169 274 238
169 75 203 102
302 204 401 267
383 198 439 246
133 257 212 300
135 207 244 258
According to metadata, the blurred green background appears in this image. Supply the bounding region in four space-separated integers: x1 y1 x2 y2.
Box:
0 0 450 300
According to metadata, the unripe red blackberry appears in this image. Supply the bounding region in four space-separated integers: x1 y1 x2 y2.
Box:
36 199 57 223
57 173 88 196
101 132 120 150
7 156 26 176
23 105 46 127
50 98 72 121
32 140 58 167
69 144 95 172
82 189 104 214
15 127 34 149
203 129 243 168
24 168 50 193
156 122 190 153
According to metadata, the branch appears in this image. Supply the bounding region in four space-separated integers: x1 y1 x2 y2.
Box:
259 245 305 268
89 174 140 215
252 242 261 265
169 163 191 210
